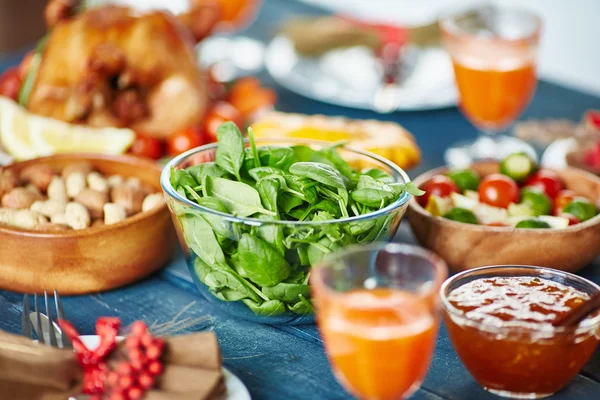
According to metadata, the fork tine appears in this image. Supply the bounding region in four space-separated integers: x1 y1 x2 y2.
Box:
34 293 45 344
54 290 71 349
44 291 58 347
21 294 32 338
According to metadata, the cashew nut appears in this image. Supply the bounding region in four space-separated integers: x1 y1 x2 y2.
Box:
142 193 164 212
87 171 109 193
103 202 127 225
20 164 55 192
75 188 109 219
51 213 68 225
65 202 90 230
30 199 67 217
0 208 48 229
1 187 43 209
107 175 124 188
47 176 68 202
66 172 86 198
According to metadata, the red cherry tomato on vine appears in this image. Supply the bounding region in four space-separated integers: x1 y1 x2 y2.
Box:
525 170 564 199
167 127 204 156
478 174 519 209
417 175 459 207
0 67 22 101
129 134 164 160
203 101 243 143
553 189 576 215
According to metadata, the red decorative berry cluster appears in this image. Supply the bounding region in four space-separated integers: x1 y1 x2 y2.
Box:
58 318 164 400
103 321 164 400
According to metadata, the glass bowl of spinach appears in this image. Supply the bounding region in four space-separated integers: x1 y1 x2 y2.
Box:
161 122 420 324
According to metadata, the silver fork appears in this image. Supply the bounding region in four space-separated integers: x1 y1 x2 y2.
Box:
21 290 71 348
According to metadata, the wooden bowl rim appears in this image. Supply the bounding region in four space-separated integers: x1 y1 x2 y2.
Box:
408 161 600 234
0 153 167 238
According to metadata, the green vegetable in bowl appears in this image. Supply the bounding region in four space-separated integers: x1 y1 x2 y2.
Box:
563 198 597 222
448 169 480 192
443 207 478 224
520 187 552 216
500 152 537 183
170 121 420 316
515 219 551 229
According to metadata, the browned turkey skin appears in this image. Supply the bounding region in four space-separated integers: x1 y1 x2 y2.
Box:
27 0 220 139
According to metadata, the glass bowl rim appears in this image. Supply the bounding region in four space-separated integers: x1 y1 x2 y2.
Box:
311 242 448 303
161 138 412 226
439 6 542 44
440 265 600 335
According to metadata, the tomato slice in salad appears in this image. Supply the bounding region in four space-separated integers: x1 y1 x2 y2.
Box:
418 175 459 207
478 174 519 209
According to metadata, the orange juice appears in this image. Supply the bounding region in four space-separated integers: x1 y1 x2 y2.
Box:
453 59 536 130
318 288 437 400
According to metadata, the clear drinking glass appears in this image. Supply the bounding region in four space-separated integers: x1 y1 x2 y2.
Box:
311 243 448 400
441 7 542 167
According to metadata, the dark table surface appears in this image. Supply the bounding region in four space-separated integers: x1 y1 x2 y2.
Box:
2 0 600 399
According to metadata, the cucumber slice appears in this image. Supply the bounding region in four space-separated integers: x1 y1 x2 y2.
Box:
500 153 537 183
507 203 536 217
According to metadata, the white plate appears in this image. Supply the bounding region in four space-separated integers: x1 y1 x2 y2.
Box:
79 335 251 400
264 35 457 112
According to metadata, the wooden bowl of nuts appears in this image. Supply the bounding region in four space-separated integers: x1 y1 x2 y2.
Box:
0 153 177 294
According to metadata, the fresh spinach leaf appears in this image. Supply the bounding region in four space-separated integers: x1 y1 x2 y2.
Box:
289 162 346 191
180 214 227 268
262 282 311 303
247 127 261 170
242 299 287 316
208 177 276 217
256 178 280 215
171 168 197 190
288 294 314 314
362 168 394 183
187 162 226 183
215 122 245 181
238 234 291 286
256 216 285 256
278 192 305 213
351 188 396 208
389 182 425 196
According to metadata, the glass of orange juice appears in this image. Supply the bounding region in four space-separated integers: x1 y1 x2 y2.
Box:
311 243 447 400
440 7 542 167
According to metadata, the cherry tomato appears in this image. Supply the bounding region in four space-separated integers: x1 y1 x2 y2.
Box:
167 127 204 156
553 189 577 215
560 213 580 226
478 174 519 209
417 175 459 207
0 67 22 101
129 134 164 160
203 101 243 143
525 170 564 199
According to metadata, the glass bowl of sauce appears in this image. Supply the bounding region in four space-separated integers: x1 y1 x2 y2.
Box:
441 266 600 399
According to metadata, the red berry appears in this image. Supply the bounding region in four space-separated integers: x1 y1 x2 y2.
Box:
116 361 133 376
130 321 148 336
140 332 153 348
109 392 127 400
147 360 163 376
118 374 135 390
129 347 146 364
128 386 145 400
146 344 162 360
107 371 119 386
126 335 141 350
138 372 155 389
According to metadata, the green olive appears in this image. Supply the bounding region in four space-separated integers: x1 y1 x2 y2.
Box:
443 207 479 224
563 198 597 222
520 187 551 216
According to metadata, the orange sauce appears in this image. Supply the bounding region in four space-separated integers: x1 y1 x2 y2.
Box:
318 288 437 400
452 60 536 130
445 277 599 395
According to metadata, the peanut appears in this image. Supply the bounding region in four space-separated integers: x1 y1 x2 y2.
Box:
107 175 124 188
75 188 109 219
47 176 67 202
103 203 127 225
51 213 68 225
20 164 55 192
61 162 93 179
111 183 144 215
30 199 67 217
66 172 86 198
142 193 164 212
87 171 109 193
0 169 18 198
0 208 48 229
65 202 90 230
1 187 43 209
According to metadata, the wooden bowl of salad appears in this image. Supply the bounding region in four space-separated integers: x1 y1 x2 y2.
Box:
407 154 600 272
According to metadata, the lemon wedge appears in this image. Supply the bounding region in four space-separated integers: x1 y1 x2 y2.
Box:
0 96 135 160
251 112 421 171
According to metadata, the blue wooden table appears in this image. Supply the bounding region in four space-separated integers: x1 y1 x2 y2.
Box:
2 1 600 399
